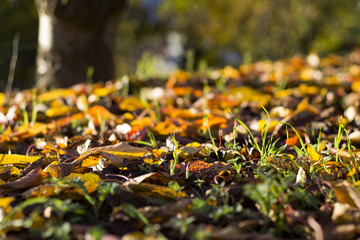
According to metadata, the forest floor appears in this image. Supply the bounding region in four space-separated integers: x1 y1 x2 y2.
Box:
2 51 360 239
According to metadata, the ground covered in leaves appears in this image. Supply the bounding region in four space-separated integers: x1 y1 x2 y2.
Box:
3 51 360 239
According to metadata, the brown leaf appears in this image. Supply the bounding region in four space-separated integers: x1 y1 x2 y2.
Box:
328 147 360 163
99 151 124 168
1 167 47 190
78 142 149 161
48 161 81 178
125 172 175 186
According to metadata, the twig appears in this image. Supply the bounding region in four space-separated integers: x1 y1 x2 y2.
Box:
5 33 20 104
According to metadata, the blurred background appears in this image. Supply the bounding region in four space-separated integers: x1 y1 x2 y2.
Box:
1 0 360 90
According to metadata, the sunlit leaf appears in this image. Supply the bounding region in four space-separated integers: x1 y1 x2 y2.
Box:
332 181 360 209
0 93 4 106
227 86 272 107
0 154 41 165
151 119 179 135
11 122 55 139
78 142 149 162
38 88 76 102
307 144 322 163
119 97 145 111
328 147 360 163
127 183 187 201
93 86 115 97
295 98 320 115
86 105 115 125
45 105 73 118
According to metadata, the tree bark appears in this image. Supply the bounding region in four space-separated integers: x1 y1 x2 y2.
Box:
35 0 126 88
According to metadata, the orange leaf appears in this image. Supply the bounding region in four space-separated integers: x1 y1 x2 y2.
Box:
11 122 54 139
86 105 115 125
286 135 298 146
56 112 85 127
332 181 360 209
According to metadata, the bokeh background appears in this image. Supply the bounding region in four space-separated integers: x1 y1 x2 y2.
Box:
1 0 360 90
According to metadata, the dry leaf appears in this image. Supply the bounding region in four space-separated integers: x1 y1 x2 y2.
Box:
0 154 41 166
307 144 322 163
127 183 187 201
1 167 47 190
328 147 360 163
78 142 149 161
332 181 360 209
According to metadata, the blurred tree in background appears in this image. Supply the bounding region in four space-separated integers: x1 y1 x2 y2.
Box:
0 0 38 90
1 0 360 89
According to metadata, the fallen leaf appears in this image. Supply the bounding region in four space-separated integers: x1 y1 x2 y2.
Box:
0 154 41 166
127 183 187 201
307 144 322 163
78 142 149 161
1 167 47 190
332 181 360 209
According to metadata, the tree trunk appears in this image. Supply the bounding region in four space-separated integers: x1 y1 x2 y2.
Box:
35 0 126 89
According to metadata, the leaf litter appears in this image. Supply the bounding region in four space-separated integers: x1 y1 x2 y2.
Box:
3 52 360 239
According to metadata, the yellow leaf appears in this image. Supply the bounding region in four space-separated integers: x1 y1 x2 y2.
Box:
0 197 24 234
66 173 101 194
351 80 360 92
307 144 322 163
298 84 323 95
0 197 15 213
45 105 73 118
130 117 153 127
119 97 145 111
10 166 20 176
143 157 162 165
296 98 320 115
12 122 54 139
38 89 76 102
93 87 115 97
258 119 278 133
227 86 272 107
152 149 168 158
24 173 101 199
151 119 179 135
0 92 4 106
81 155 101 168
128 183 187 201
0 154 41 165
274 89 293 98
222 66 240 79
